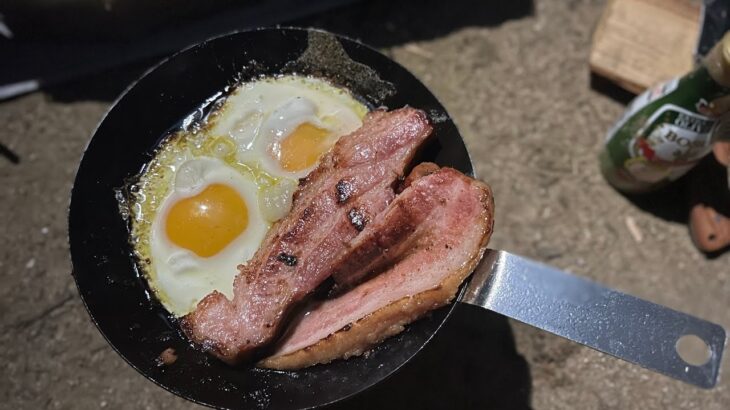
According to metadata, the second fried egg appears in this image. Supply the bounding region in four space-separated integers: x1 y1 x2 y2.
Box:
209 75 366 179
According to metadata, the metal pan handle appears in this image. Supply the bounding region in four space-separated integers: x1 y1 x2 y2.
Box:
460 249 726 389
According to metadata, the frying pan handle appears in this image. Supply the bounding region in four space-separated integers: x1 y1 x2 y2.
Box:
459 249 727 389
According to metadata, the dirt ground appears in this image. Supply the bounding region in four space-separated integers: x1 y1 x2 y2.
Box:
2 0 729 409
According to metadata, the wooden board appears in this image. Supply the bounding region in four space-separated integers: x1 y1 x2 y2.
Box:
590 0 702 94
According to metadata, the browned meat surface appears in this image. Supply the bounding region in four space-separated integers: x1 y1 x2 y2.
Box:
259 167 494 369
330 162 462 288
182 108 433 364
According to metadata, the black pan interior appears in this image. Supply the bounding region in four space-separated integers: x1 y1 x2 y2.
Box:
69 27 474 410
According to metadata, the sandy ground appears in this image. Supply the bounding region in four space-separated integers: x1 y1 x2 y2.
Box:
2 0 729 409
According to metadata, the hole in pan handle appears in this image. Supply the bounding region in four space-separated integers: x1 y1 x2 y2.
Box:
460 249 727 389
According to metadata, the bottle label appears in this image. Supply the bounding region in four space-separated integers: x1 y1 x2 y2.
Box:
623 104 715 182
605 78 679 141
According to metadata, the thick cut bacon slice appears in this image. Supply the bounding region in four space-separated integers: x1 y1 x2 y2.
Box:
182 108 433 363
259 167 494 369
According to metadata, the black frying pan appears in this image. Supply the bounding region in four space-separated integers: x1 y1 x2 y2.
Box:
69 27 474 409
70 26 729 407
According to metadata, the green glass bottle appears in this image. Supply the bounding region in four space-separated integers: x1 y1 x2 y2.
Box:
600 32 730 193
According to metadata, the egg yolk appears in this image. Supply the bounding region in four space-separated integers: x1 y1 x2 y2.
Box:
165 184 248 257
279 123 330 172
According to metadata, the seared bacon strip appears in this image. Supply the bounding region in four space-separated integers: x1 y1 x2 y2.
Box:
182 108 433 363
259 167 494 369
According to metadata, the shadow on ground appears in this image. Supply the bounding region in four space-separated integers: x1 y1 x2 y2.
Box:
297 0 534 48
619 155 730 223
616 153 730 258
618 177 691 224
329 304 532 410
589 73 635 105
42 0 533 102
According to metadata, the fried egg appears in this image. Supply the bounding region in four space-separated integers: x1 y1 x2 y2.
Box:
149 158 269 315
209 75 367 179
129 75 368 316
